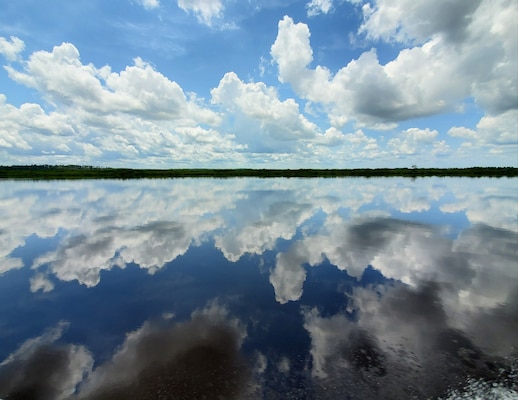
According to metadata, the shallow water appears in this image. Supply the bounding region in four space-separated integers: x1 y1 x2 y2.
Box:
0 177 517 399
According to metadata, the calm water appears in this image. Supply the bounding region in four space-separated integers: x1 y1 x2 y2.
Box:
0 177 517 399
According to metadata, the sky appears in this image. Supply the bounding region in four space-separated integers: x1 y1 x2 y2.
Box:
0 0 516 168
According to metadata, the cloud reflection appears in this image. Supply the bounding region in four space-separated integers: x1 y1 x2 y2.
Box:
0 302 251 400
0 322 93 400
304 280 517 399
78 303 250 400
0 178 515 292
0 177 516 399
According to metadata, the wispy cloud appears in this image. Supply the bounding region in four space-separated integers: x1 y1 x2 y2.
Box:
177 0 224 27
135 0 160 10
306 0 334 17
0 36 24 62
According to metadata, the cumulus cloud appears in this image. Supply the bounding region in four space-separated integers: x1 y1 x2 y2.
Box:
473 110 518 145
309 129 382 161
358 0 483 44
271 17 457 127
6 47 217 123
446 110 517 161
211 72 377 161
272 0 518 133
0 36 25 62
211 72 318 151
0 94 75 154
1 43 248 166
0 1 516 166
388 127 438 156
177 0 224 26
448 126 477 140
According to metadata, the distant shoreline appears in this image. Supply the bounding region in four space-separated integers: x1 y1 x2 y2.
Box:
1 165 517 179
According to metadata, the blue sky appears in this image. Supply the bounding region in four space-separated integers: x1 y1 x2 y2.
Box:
0 0 516 168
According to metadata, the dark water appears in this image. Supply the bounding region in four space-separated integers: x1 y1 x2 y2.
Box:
0 177 516 399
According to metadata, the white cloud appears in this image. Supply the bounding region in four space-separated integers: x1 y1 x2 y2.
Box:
136 0 160 10
0 36 24 62
475 110 518 145
6 47 219 124
343 129 380 155
271 16 326 98
448 110 518 155
432 140 451 156
177 0 224 26
388 128 438 156
211 72 318 150
306 0 334 17
358 0 483 44
0 2 516 167
313 127 344 147
1 43 252 166
272 0 518 130
0 95 77 153
448 126 477 140
271 17 456 127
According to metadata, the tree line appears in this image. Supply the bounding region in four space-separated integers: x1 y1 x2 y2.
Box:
0 165 516 180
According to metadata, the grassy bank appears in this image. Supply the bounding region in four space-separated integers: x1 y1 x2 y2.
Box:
1 165 517 180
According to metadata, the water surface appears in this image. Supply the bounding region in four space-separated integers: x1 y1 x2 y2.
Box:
0 177 517 399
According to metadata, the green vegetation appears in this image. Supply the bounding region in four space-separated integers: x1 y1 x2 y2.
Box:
0 165 517 180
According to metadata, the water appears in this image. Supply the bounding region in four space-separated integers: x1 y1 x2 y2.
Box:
0 177 517 399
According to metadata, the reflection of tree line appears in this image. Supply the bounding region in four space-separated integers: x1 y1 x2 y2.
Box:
1 165 517 179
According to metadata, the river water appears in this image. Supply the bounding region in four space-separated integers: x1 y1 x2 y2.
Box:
0 177 516 399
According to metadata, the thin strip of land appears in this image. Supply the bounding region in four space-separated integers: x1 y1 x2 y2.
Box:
0 165 517 179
